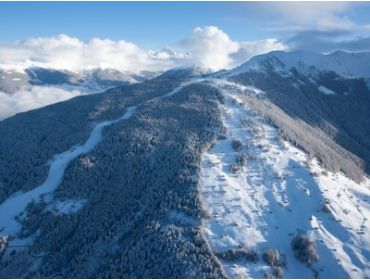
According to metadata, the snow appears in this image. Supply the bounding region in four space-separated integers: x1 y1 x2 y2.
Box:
318 85 335 95
229 50 370 78
0 105 135 236
0 81 190 241
47 199 87 215
199 79 370 278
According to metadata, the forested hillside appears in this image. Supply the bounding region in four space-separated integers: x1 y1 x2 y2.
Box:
0 82 226 278
0 78 180 204
229 63 370 181
1 50 370 278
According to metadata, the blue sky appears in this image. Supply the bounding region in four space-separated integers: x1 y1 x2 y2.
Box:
0 2 265 48
1 2 370 49
1 2 370 72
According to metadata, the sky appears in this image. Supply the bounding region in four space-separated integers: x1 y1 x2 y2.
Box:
1 1 370 120
1 1 370 72
1 2 274 47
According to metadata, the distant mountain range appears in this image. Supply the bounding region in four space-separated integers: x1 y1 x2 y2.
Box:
0 67 159 94
228 50 370 78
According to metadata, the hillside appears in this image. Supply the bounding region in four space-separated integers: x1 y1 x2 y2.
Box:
0 51 370 278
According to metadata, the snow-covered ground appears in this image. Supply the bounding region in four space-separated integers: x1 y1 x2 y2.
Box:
229 51 370 79
0 82 191 246
318 85 335 95
0 104 137 237
199 79 370 278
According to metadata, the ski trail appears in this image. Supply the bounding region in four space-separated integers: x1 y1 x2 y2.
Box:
199 79 370 278
0 81 192 238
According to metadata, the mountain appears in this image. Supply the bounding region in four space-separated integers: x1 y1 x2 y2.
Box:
0 67 158 94
0 76 225 278
227 50 370 179
230 50 370 78
0 69 29 93
0 51 370 278
157 66 212 79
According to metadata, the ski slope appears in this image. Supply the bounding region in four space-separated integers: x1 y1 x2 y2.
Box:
0 82 191 242
199 80 370 278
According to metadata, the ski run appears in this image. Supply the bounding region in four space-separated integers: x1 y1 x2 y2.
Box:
0 82 192 240
199 79 370 278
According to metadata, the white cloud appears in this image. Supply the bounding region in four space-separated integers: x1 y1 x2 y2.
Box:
180 26 286 70
0 34 185 73
232 38 286 64
0 27 286 74
275 2 351 29
257 2 355 32
0 86 83 120
180 26 240 70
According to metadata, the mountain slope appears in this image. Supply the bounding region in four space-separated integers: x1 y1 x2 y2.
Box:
0 79 180 204
0 78 225 278
227 51 370 181
199 80 370 278
230 50 370 78
1 51 370 278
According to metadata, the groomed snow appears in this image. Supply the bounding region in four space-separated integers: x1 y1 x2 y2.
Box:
318 85 335 95
199 79 370 278
46 199 87 215
0 104 137 237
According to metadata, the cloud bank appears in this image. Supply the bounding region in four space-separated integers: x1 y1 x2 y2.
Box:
0 34 186 73
181 26 285 70
0 86 83 120
0 26 285 73
180 26 240 70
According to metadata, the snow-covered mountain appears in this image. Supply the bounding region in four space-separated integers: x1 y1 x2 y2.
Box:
199 80 370 278
229 50 370 78
0 50 370 278
0 67 157 94
0 67 160 121
157 66 213 79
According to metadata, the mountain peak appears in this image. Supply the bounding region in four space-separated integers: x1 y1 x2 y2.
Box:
157 66 211 79
228 50 370 78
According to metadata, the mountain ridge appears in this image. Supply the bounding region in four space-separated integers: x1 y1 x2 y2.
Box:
0 67 159 94
229 50 370 78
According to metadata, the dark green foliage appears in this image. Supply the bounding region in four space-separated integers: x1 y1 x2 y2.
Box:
0 83 225 278
291 233 319 265
0 236 8 260
216 247 258 262
262 248 287 268
236 153 248 167
232 140 242 152
0 79 180 204
271 266 284 278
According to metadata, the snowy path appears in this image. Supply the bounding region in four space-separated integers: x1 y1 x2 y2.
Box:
199 80 370 278
0 82 191 239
